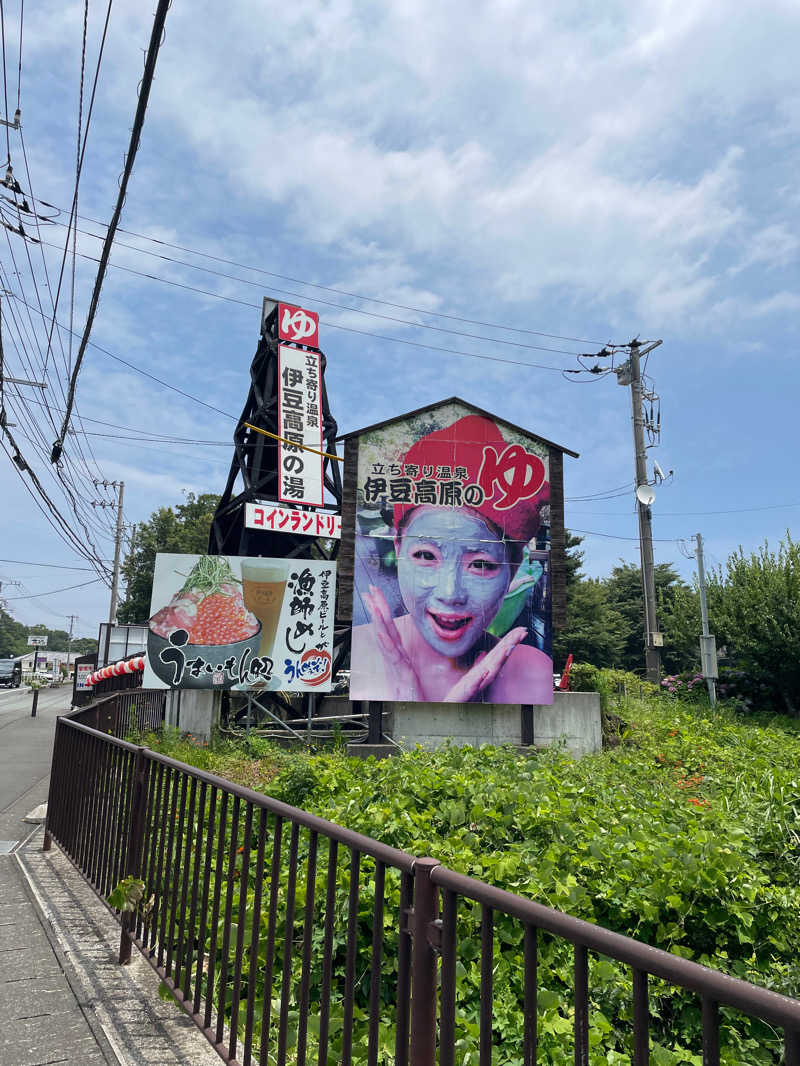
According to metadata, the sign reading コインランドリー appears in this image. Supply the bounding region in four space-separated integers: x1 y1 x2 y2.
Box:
143 554 335 690
348 401 554 705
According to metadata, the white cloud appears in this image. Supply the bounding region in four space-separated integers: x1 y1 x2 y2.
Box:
750 290 800 315
5 0 800 600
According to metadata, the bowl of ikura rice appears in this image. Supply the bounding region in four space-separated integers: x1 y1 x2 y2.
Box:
147 557 262 688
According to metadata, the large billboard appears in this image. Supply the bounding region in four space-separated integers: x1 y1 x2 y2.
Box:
143 554 335 691
349 405 553 704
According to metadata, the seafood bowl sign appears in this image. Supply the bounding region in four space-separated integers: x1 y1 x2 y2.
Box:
142 554 336 691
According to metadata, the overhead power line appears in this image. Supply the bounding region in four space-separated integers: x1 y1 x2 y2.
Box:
14 296 237 419
36 202 607 347
4 577 103 599
15 0 21 110
569 527 678 544
1 436 112 580
31 248 592 373
565 482 632 501
1 300 117 549
40 0 113 377
0 557 100 571
51 0 172 464
569 501 800 518
50 221 602 357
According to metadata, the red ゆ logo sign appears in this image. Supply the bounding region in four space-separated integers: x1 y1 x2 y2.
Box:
278 303 319 348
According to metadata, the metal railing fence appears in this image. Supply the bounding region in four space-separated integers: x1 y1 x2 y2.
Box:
78 687 166 737
43 696 800 1066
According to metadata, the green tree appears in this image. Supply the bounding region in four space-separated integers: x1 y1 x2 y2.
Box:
553 533 629 668
71 637 98 656
658 581 702 675
117 492 221 623
707 534 800 714
37 627 70 652
0 606 28 657
603 560 692 675
0 609 99 658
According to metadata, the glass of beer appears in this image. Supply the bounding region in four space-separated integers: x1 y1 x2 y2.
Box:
241 559 287 657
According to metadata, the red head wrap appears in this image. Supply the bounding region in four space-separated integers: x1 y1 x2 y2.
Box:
393 414 549 544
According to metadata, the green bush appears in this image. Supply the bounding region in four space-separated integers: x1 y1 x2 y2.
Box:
660 671 710 703
269 751 322 807
144 699 800 1063
568 663 660 700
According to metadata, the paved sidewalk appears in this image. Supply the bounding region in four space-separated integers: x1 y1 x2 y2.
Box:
0 687 219 1066
0 844 112 1066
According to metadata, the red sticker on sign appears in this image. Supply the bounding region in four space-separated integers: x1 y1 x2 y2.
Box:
299 647 332 687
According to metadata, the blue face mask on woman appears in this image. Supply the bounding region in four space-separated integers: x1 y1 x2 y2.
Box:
396 507 511 658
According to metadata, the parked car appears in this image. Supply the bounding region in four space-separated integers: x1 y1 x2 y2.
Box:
0 658 22 687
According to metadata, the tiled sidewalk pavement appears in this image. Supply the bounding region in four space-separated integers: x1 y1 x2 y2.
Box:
0 688 220 1066
0 838 113 1066
1 833 225 1066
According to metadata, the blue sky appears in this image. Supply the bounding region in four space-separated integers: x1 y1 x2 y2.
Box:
1 0 798 640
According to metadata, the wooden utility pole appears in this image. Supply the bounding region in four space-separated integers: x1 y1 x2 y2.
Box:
108 481 125 623
66 614 78 671
617 339 663 683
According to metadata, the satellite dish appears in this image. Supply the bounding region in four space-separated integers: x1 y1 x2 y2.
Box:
636 484 656 506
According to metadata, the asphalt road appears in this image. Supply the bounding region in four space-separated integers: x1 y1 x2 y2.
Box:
0 685 71 840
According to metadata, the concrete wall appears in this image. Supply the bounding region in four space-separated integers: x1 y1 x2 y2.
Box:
391 691 602 757
167 690 220 741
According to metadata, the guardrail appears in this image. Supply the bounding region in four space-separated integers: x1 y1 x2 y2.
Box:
44 696 800 1065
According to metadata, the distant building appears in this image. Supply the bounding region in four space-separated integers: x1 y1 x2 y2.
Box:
20 650 73 674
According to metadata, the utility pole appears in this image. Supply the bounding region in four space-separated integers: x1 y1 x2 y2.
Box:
65 614 78 670
616 339 663 683
108 481 125 623
694 533 717 706
0 578 22 602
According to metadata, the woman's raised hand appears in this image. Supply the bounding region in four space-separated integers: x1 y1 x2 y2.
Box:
363 585 423 701
443 627 527 703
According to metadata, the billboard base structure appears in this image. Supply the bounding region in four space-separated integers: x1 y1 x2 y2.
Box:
221 691 380 746
213 692 602 757
390 691 601 756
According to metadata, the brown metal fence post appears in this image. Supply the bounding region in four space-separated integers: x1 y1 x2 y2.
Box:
42 718 61 852
410 857 440 1066
786 1028 800 1066
118 746 149 964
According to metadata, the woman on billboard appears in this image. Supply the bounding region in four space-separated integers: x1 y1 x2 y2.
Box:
350 415 553 704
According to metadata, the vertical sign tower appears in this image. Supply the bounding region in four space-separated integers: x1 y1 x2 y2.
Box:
209 299 342 558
